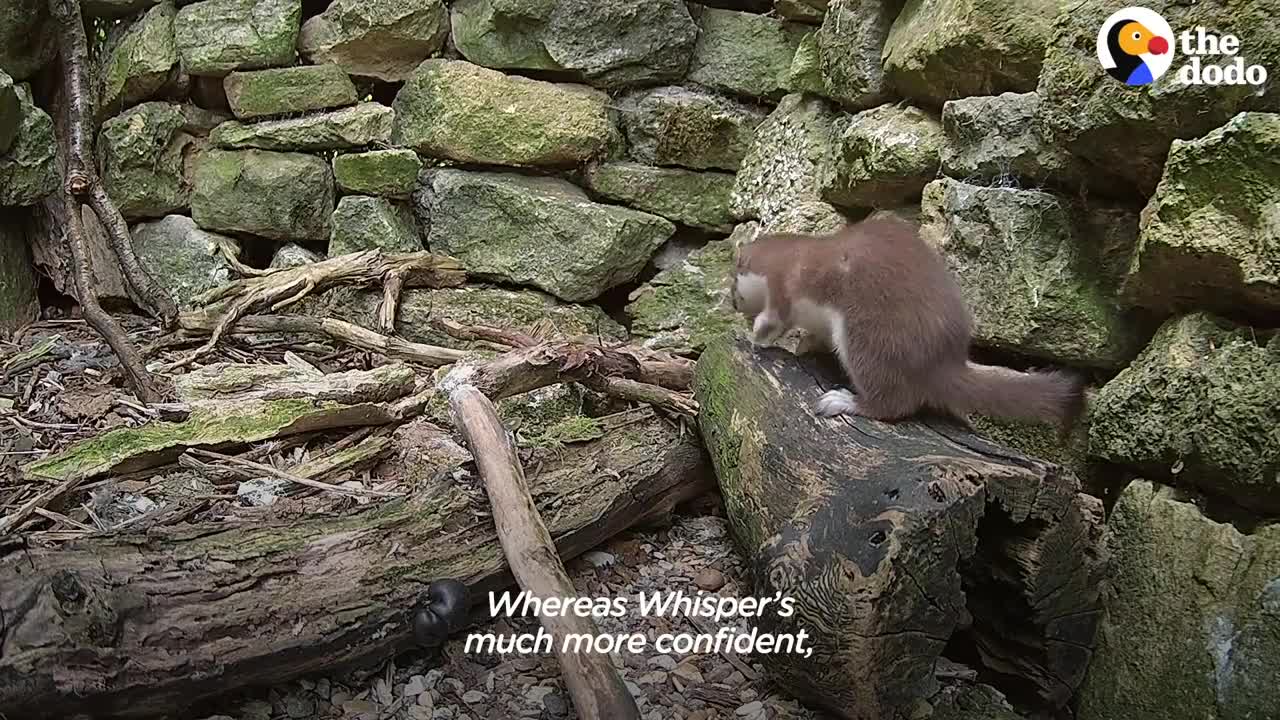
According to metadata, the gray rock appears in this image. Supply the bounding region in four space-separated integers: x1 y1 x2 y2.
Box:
776 0 828 24
762 200 849 234
542 0 698 87
616 86 767 171
819 103 943 209
210 102 394 151
270 243 324 269
393 59 613 168
0 70 18 155
329 196 420 255
812 0 893 110
1124 112 1280 319
333 149 423 198
626 237 736 354
449 0 561 73
175 0 301 76
0 84 57 207
919 178 1138 369
731 92 840 226
0 210 38 334
223 64 358 120
1088 313 1280 514
583 161 737 232
97 102 203 220
416 169 674 302
940 91 1084 187
97 1 178 118
131 215 239 308
299 0 448 82
687 6 807 100
883 0 1055 108
1076 480 1280 720
191 149 334 241
0 0 55 81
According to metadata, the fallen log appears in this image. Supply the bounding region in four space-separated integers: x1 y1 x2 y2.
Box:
0 406 712 719
693 337 1107 719
449 385 640 720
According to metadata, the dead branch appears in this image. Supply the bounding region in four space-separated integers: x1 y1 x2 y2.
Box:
187 448 403 499
448 384 641 720
167 250 466 371
177 313 469 367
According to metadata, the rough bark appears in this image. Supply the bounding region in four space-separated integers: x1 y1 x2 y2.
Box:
693 337 1107 720
449 385 641 720
0 406 712 719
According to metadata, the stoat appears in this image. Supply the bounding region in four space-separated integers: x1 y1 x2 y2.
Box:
730 215 1085 432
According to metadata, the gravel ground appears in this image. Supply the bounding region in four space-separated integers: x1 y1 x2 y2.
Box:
194 499 828 720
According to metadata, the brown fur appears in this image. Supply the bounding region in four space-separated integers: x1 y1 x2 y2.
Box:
731 215 1086 432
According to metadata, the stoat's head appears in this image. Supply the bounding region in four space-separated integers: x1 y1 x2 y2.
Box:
730 241 769 320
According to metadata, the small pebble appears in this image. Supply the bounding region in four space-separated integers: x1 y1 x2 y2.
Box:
461 689 487 704
695 568 727 591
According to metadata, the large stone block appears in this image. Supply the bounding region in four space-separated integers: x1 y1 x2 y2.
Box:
191 149 334 241
392 59 613 168
223 64 358 120
812 0 894 110
299 0 448 82
210 102 393 151
97 102 204 220
626 237 737 353
1125 112 1280 319
687 6 808 100
1036 0 1280 195
0 0 55 81
920 178 1139 369
1088 312 1280 514
1077 479 1280 720
819 103 944 209
883 0 1058 108
328 196 421 255
97 1 178 118
0 85 57 207
731 92 840 226
130 215 239 308
415 169 674 302
940 91 1085 187
615 86 767 172
332 149 422 198
175 0 301 76
582 162 737 232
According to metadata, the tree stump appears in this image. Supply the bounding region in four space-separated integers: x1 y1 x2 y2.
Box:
694 337 1107 720
0 407 711 719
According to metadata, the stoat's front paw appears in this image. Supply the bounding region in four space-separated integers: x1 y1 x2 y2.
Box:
795 333 824 356
814 388 860 418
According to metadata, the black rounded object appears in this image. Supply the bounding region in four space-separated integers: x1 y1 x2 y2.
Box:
412 578 470 647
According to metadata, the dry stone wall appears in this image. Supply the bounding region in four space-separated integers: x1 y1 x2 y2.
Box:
1 0 1279 718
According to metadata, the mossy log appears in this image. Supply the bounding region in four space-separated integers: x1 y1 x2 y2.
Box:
694 337 1107 719
0 407 712 719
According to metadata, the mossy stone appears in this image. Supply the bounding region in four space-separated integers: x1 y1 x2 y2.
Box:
583 162 737 232
210 102 393 151
1076 479 1280 720
174 0 301 77
328 196 420 255
97 1 178 118
97 102 200 220
0 70 20 155
1088 312 1280 514
0 0 55 82
731 92 840 226
449 0 561 73
0 209 38 334
333 149 423 198
616 86 768 172
626 238 741 354
392 59 613 168
223 64 358 120
0 85 57 207
687 6 808 100
819 103 944 210
191 148 335 241
940 91 1086 187
298 0 449 83
130 215 239 308
812 0 894 110
1125 112 1280 319
541 0 698 88
920 178 1139 369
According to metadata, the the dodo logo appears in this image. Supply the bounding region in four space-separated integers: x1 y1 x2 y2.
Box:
1097 7 1175 85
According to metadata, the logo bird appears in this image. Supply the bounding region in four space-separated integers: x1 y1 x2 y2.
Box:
1106 19 1170 85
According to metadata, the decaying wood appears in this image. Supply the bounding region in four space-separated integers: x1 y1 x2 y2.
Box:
0 406 712 719
177 313 470 367
42 0 177 405
188 447 402 499
449 385 641 720
166 250 467 371
442 340 698 416
694 337 1107 718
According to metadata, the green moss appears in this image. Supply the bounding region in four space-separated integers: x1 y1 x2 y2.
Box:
97 1 177 117
582 162 737 232
223 64 358 120
332 149 422 198
687 6 807 100
24 398 336 481
521 415 606 450
626 239 741 354
0 84 57 207
819 103 944 209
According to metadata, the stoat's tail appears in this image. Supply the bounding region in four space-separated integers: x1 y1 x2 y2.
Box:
938 362 1086 431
